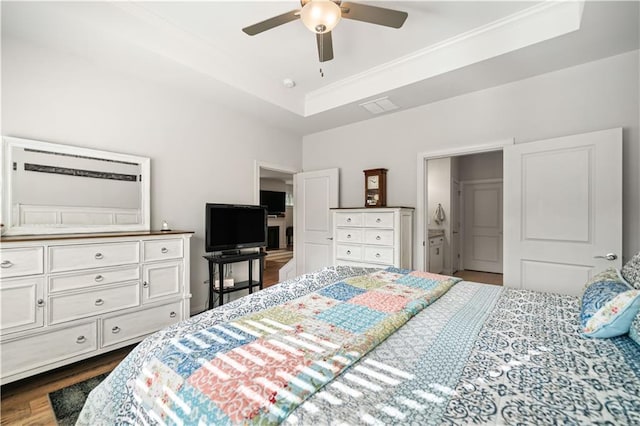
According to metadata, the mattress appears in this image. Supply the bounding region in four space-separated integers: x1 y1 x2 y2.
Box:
78 266 640 425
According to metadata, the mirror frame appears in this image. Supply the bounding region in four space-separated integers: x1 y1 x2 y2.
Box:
1 136 151 235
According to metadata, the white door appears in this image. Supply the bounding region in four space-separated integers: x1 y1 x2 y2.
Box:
462 181 503 274
504 128 622 296
451 180 460 273
294 168 339 275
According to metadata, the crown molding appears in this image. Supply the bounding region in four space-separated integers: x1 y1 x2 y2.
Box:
304 0 585 116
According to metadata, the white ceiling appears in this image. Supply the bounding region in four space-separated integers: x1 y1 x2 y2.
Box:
2 1 639 136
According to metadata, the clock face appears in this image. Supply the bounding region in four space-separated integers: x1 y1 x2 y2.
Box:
367 175 379 189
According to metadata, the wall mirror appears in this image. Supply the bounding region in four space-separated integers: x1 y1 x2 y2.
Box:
1 136 150 235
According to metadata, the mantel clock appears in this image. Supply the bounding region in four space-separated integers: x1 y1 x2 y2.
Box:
364 168 387 207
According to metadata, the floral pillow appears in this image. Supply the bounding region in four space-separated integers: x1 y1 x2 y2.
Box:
630 312 640 346
580 279 640 338
621 252 640 289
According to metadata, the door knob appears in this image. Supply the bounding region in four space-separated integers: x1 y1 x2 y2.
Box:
594 253 617 261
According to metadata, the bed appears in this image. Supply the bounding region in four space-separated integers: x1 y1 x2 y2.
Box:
78 266 640 425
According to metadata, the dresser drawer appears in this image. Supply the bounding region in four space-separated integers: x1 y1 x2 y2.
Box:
363 246 394 265
336 228 363 243
143 238 184 263
364 229 394 246
49 242 140 273
1 321 97 378
102 301 182 348
334 212 363 227
0 247 44 278
336 244 362 261
363 212 394 228
49 266 140 293
49 282 140 325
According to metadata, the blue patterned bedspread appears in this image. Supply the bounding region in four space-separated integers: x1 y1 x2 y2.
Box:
79 267 640 425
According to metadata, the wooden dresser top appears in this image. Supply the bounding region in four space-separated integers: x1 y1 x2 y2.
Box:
0 230 194 243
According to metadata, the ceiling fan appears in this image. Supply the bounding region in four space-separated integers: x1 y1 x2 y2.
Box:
242 0 408 63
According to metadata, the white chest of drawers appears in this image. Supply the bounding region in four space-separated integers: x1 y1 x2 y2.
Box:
0 231 192 384
331 208 414 269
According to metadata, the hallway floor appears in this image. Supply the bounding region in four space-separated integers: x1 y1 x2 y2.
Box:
263 248 293 288
453 270 503 285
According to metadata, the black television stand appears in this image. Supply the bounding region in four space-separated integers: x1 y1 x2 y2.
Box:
217 249 241 258
203 251 267 309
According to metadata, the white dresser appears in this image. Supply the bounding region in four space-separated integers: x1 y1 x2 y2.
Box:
0 231 192 384
331 208 414 269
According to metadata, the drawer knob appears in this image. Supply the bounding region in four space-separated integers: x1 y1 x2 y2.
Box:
95 298 104 306
376 235 381 240
376 253 381 258
94 275 104 282
169 311 177 318
161 247 169 254
347 218 352 223
36 299 45 307
111 326 121 334
76 336 87 344
346 250 351 255
1 260 13 268
143 281 149 288
347 234 351 239
376 218 382 223
95 253 104 260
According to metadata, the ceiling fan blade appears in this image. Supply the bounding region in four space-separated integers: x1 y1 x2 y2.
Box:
340 2 408 28
242 10 300 36
316 31 334 62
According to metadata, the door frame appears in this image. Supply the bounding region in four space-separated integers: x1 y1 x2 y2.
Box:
459 178 503 272
253 160 300 259
416 139 513 271
451 178 460 274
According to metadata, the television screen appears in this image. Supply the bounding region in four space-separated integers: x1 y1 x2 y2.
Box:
205 204 267 252
260 190 286 215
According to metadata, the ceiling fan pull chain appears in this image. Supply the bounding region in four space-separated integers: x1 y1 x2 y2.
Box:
319 34 325 77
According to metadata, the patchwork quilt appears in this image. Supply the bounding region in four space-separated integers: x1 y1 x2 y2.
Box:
79 266 640 425
127 268 458 425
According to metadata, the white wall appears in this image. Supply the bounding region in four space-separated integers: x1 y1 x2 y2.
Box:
260 178 290 193
458 151 503 182
303 50 640 262
2 38 302 313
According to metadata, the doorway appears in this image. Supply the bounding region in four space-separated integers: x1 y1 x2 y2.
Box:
423 149 506 285
255 163 297 287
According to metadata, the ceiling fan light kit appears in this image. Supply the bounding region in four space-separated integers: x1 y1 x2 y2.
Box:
300 0 341 34
242 0 408 63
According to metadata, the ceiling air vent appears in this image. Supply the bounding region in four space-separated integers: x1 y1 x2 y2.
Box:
359 97 399 115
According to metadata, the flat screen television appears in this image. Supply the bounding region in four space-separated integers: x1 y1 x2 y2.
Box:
260 190 286 215
205 203 267 252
